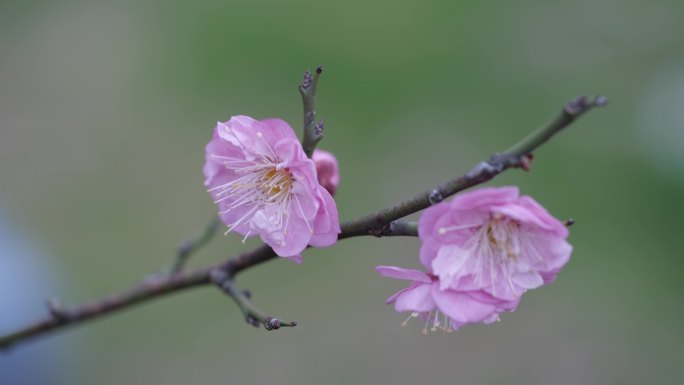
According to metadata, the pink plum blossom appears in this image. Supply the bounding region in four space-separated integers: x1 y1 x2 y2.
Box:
377 186 571 332
376 265 519 333
204 115 340 262
312 149 340 196
419 186 571 302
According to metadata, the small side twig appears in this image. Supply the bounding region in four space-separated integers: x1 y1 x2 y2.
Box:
169 217 221 274
46 299 70 321
210 269 296 330
299 65 325 158
501 95 608 165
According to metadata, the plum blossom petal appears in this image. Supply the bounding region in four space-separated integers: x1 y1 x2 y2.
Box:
431 244 472 290
517 196 568 238
449 186 519 211
430 286 501 324
375 266 432 283
284 254 303 265
520 232 573 283
376 264 517 333
308 187 341 247
393 283 436 313
418 203 453 268
512 271 544 289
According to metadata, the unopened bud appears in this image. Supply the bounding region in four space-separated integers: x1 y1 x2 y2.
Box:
312 149 340 196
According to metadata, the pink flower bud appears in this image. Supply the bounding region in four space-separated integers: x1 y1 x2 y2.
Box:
312 149 340 196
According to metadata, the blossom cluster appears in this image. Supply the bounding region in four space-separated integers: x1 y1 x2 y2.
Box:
377 186 572 333
204 115 571 334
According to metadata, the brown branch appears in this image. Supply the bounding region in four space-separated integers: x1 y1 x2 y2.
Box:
340 95 606 238
0 263 215 350
0 96 605 350
0 225 405 349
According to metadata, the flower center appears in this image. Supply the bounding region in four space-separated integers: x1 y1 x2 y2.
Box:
437 215 528 297
208 152 296 239
258 168 293 199
483 216 520 260
438 214 521 261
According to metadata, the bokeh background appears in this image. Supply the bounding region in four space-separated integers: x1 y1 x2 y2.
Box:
1 0 683 384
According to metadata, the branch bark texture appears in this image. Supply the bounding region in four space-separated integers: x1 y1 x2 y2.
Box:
299 65 324 158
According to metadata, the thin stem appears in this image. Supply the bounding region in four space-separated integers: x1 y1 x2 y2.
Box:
505 95 607 157
299 65 324 158
169 217 221 274
339 95 606 238
210 268 296 330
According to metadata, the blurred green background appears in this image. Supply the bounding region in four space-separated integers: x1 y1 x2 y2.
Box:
1 0 683 384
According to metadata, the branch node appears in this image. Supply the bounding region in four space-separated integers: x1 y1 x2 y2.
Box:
209 268 231 288
314 119 325 136
520 154 534 171
369 226 385 238
264 317 281 330
428 189 444 205
593 95 609 107
46 299 69 321
564 96 589 116
466 160 501 180
264 317 297 330
300 70 313 92
305 111 315 127
384 220 419 237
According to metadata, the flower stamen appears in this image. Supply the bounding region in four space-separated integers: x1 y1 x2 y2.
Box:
400 312 419 327
437 223 480 235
